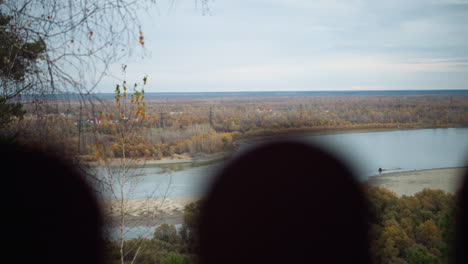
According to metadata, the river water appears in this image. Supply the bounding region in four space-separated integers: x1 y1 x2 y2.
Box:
99 128 468 200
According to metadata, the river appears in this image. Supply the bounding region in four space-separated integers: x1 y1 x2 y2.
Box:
98 128 468 200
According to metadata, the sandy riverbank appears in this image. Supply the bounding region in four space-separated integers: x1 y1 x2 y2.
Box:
90 152 230 167
103 167 468 227
102 196 200 227
367 167 467 196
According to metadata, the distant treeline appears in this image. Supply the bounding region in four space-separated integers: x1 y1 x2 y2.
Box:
9 94 468 160
19 90 468 100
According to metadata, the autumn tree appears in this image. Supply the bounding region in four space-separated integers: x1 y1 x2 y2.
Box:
154 223 179 244
180 201 202 246
0 0 212 101
93 70 175 264
0 1 130 99
0 9 46 100
98 71 148 264
0 7 44 136
366 186 456 264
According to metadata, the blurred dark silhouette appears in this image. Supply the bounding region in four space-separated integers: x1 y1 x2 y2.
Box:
2 140 468 264
456 168 468 264
199 140 371 264
2 143 103 264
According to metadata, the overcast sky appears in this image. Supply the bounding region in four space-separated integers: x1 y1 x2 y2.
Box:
100 0 468 92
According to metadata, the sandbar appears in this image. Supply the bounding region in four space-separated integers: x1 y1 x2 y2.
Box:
103 196 199 227
104 167 468 228
367 167 467 197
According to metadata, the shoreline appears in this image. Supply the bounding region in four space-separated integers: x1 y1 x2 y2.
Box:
103 196 200 227
89 126 466 167
104 167 468 228
235 125 468 142
89 151 231 167
368 166 467 179
367 167 467 196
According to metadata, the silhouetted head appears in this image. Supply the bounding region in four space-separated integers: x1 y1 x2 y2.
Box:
2 143 103 264
199 140 370 264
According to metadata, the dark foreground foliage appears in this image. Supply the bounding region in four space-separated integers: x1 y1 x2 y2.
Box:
104 187 456 264
367 186 456 264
